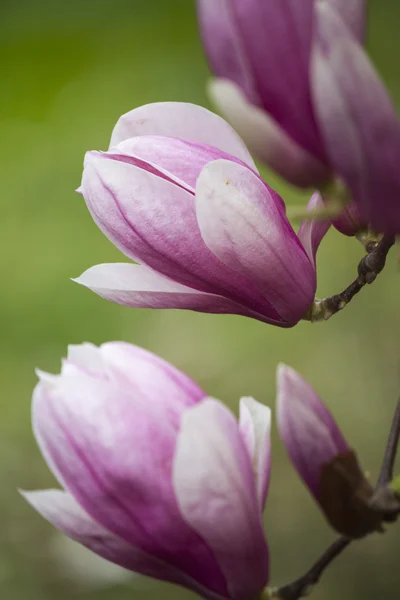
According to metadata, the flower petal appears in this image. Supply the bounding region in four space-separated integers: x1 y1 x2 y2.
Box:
332 202 366 236
239 397 271 510
312 3 400 233
196 159 316 323
32 365 227 593
199 0 325 161
74 263 273 322
66 343 106 375
297 192 331 266
100 341 206 408
276 364 349 498
197 0 260 105
21 489 167 573
114 135 245 191
109 102 256 170
209 79 331 187
325 0 366 41
81 152 280 319
22 490 227 600
173 398 269 600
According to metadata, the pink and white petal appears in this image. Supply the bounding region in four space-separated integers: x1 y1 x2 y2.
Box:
227 0 325 161
297 192 331 266
325 0 366 41
109 102 256 170
114 135 247 191
21 489 163 573
209 79 331 187
66 343 106 376
197 0 260 105
82 152 274 313
312 4 400 233
196 159 316 323
81 151 201 273
276 364 349 497
22 490 227 600
32 372 227 592
173 398 269 600
73 263 277 323
239 397 271 510
99 341 206 408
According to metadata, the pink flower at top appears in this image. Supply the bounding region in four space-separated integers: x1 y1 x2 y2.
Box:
198 0 400 234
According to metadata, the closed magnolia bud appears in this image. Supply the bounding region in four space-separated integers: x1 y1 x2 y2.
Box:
23 342 272 600
276 364 395 539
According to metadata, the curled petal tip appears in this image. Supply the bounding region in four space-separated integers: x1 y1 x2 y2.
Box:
66 343 105 375
19 488 51 507
71 275 86 286
276 362 289 377
19 488 31 500
35 369 59 389
276 363 300 394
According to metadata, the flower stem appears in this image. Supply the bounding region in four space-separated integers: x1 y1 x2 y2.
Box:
305 233 395 322
276 537 350 600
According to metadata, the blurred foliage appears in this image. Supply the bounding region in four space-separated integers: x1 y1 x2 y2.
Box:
1 0 400 599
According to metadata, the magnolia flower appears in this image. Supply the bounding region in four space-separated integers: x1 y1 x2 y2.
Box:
75 102 329 327
22 342 271 600
276 364 394 538
199 0 400 234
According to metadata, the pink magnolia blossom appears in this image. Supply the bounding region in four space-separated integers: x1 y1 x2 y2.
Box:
199 1 400 234
276 364 384 539
23 342 271 600
75 102 329 327
276 364 349 499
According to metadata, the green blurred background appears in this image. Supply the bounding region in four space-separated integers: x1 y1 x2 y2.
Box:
2 1 400 598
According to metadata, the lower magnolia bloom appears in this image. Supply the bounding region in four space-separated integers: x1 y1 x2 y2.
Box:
23 342 271 600
75 102 329 327
276 364 392 538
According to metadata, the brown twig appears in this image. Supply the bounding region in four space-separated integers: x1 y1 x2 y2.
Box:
306 234 395 322
277 537 350 600
276 391 400 600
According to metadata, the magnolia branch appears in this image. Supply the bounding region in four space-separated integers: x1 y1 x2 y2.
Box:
305 234 395 322
275 536 350 600
274 395 400 600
